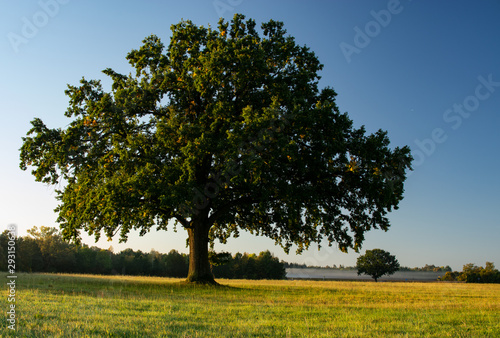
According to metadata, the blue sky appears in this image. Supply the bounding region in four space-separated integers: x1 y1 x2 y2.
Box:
1 0 499 271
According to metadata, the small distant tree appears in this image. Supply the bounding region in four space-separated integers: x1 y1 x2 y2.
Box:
356 248 400 282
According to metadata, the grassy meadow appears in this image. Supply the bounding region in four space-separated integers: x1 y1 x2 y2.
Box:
1 272 499 337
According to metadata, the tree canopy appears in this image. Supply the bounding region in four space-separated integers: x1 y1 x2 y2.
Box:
20 14 412 283
356 248 400 282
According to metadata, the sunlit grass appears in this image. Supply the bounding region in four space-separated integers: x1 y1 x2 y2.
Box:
1 272 499 337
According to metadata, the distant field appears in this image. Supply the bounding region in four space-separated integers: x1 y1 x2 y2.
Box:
286 268 445 281
1 273 499 337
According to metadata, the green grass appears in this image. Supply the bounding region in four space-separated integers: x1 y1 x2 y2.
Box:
1 272 499 337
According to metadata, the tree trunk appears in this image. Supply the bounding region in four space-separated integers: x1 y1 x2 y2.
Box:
185 219 216 284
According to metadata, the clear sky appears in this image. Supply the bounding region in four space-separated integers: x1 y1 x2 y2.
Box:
1 0 499 271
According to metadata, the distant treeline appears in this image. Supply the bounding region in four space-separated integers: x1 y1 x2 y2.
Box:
438 263 500 283
0 226 285 279
400 264 452 272
284 262 356 270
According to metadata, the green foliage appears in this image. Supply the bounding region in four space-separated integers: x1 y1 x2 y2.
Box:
20 14 412 282
451 262 500 283
0 231 9 272
162 249 189 277
211 250 286 279
356 248 400 282
0 230 44 273
438 271 461 282
208 251 232 267
2 227 284 279
400 264 452 272
437 263 500 283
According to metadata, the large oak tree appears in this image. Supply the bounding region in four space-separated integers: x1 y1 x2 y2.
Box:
20 14 412 284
